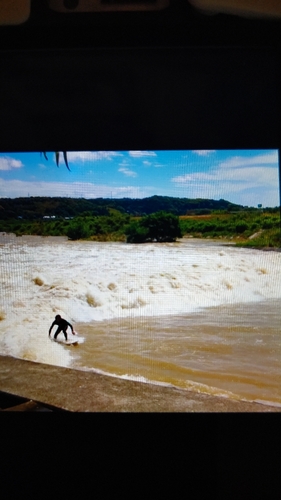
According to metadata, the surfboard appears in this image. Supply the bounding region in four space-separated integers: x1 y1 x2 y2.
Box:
51 337 79 346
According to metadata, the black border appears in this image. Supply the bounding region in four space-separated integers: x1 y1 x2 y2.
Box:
0 46 279 152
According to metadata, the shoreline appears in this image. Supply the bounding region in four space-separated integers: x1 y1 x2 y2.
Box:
0 355 280 412
0 231 281 253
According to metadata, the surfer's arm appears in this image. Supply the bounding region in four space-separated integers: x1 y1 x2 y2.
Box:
49 321 55 336
67 321 74 333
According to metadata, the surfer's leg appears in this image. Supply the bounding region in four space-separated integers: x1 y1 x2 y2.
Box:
63 328 68 341
54 327 62 339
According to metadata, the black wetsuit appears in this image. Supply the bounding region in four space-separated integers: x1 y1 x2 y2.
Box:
49 317 73 341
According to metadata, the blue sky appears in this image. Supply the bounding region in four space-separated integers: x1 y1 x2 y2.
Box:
0 150 279 207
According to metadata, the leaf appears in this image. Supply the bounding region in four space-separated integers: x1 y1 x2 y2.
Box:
41 151 70 171
63 151 70 171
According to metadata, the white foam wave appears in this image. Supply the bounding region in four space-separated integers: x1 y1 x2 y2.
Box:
251 399 281 408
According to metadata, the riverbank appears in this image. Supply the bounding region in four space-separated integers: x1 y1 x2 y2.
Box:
1 204 280 248
0 355 280 412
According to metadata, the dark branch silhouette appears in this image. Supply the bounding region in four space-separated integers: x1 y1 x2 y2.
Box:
41 152 70 171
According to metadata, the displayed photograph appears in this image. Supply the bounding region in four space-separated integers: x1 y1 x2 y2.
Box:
0 149 280 410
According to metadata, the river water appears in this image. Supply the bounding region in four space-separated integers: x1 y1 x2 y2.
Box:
0 235 280 407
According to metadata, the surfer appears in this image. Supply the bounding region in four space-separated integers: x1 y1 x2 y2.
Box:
48 314 74 341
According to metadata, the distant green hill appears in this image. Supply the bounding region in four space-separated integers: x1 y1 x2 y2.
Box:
0 195 243 220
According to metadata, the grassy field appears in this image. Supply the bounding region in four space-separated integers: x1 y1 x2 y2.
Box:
179 211 281 248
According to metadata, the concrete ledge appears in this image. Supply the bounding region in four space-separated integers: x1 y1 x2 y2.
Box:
0 355 280 412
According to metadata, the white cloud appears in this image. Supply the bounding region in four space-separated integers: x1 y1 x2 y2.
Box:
0 179 149 199
172 167 278 187
118 160 131 167
67 151 123 162
129 151 157 158
142 160 164 168
218 151 278 169
171 152 280 207
0 156 23 171
118 167 137 178
192 150 216 156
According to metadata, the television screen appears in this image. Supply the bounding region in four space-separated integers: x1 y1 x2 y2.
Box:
0 149 280 409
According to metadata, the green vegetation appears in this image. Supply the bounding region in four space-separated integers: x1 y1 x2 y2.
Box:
125 212 182 243
0 211 130 241
235 229 281 249
179 210 280 248
0 195 242 220
0 197 109 220
0 196 280 248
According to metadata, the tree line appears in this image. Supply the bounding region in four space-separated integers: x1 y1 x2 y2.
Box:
0 195 247 220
